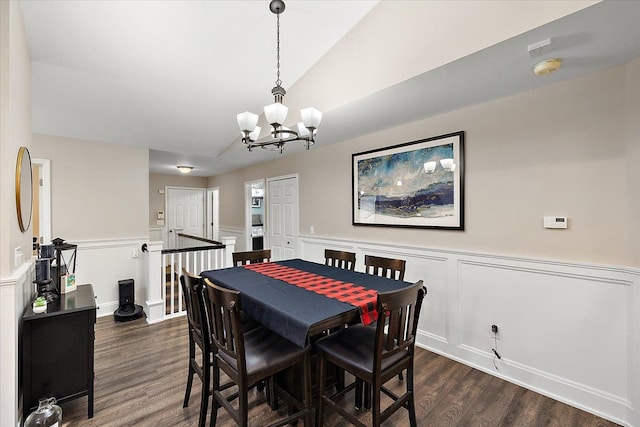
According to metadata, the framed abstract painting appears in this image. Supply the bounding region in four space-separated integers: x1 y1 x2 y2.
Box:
352 131 464 230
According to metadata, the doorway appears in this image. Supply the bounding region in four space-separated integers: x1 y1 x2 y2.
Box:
245 180 265 251
267 174 299 261
31 158 51 252
207 187 220 242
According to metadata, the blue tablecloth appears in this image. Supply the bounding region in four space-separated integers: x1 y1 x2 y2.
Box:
201 259 411 347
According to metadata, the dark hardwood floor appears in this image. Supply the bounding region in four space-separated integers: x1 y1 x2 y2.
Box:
59 316 619 426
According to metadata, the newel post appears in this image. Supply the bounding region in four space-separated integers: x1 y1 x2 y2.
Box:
221 236 236 268
144 241 165 324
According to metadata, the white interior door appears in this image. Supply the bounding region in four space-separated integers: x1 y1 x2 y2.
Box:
268 175 299 261
167 187 205 248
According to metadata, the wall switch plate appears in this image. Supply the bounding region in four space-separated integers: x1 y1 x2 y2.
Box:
544 216 568 229
132 247 139 258
14 247 23 268
310 225 315 234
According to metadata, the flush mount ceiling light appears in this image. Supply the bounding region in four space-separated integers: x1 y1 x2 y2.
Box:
236 0 322 154
534 58 562 76
177 165 194 174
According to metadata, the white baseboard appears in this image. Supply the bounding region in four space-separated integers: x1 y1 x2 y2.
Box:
74 237 147 318
299 234 638 426
96 300 118 318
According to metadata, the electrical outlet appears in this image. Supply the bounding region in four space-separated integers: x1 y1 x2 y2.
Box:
491 324 499 334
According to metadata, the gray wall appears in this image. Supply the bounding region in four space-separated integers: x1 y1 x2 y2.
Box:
31 133 149 241
210 59 640 267
148 173 208 226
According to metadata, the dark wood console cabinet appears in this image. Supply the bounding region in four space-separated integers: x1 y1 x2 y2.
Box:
22 284 96 420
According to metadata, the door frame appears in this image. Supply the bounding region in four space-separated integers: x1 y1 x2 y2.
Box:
206 187 220 242
31 158 51 245
244 179 265 251
266 173 299 259
165 186 206 248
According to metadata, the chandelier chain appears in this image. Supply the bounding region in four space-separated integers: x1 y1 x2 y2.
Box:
275 12 281 87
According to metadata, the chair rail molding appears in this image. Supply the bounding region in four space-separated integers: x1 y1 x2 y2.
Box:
72 237 148 318
0 261 34 427
298 234 639 427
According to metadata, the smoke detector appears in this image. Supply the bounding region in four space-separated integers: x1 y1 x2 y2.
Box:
534 58 562 76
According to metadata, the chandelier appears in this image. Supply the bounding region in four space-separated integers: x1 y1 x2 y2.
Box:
236 0 322 154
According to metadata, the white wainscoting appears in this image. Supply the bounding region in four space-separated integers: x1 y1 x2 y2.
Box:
74 237 147 318
219 226 246 252
0 261 34 427
299 235 639 427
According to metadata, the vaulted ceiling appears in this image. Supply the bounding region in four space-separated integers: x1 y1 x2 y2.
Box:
19 0 640 176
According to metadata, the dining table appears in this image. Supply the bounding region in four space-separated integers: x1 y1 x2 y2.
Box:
200 258 413 347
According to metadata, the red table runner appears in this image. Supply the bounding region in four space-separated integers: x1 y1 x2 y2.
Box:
244 262 379 325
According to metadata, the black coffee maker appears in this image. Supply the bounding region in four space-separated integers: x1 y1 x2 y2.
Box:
34 244 57 302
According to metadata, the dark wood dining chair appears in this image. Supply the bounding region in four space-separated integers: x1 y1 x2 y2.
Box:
324 249 356 271
203 277 313 427
364 254 406 280
181 270 262 426
232 249 271 266
180 270 215 427
362 254 408 406
315 281 426 427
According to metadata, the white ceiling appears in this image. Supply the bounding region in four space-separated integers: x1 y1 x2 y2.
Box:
19 0 640 177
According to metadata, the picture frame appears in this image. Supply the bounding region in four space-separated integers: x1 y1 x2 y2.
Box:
251 197 261 208
352 131 464 230
60 273 77 293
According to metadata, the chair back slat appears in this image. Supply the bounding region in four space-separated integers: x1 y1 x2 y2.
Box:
324 249 356 271
181 270 207 339
232 249 271 266
203 278 246 370
375 281 425 365
364 255 406 281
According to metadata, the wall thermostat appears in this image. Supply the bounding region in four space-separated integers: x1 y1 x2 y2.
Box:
543 216 568 229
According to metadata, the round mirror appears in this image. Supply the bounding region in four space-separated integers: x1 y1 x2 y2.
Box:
15 146 33 232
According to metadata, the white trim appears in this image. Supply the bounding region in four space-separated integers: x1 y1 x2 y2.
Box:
244 179 264 251
297 233 638 426
219 226 246 251
206 186 220 241
298 234 633 277
97 300 119 318
73 237 148 249
31 158 51 244
420 341 631 427
0 260 33 287
0 260 33 427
